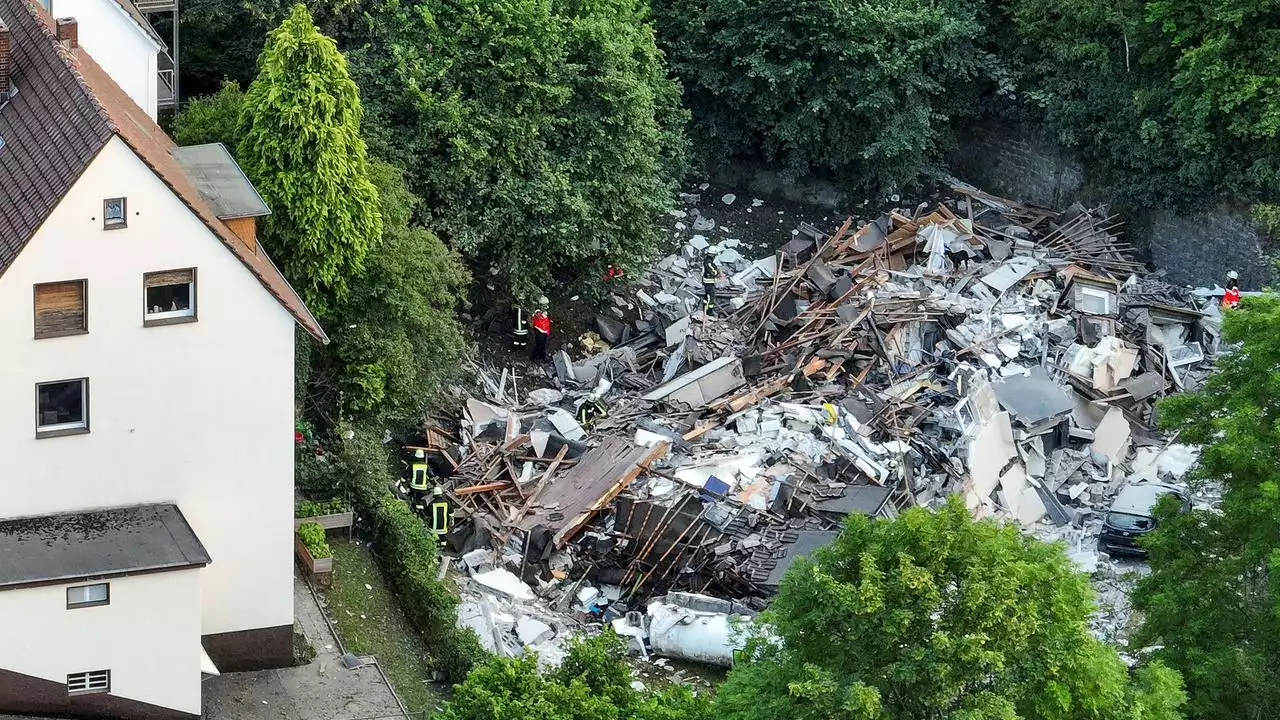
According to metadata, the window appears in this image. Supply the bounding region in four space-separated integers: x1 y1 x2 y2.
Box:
33 280 87 338
102 198 126 229
143 268 196 325
66 583 109 609
1079 286 1113 315
36 378 88 437
67 670 110 695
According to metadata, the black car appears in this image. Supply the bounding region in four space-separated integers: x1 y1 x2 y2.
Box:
1097 483 1190 558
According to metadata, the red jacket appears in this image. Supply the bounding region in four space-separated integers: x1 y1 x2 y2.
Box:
532 310 551 334
1223 287 1241 308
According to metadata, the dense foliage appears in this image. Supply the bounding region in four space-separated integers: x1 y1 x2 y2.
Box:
239 4 382 314
342 0 687 298
1135 295 1280 720
329 426 486 681
717 498 1186 720
307 160 470 427
175 6 471 432
176 0 267 97
171 80 245 148
653 0 1005 193
1002 0 1280 210
440 632 713 720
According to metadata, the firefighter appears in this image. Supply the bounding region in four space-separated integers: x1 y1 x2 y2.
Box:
512 306 529 350
530 299 551 361
1222 270 1241 309
702 255 720 314
429 486 450 547
408 449 432 512
577 396 608 427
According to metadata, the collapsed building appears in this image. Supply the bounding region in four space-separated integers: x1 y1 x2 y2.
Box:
416 183 1220 664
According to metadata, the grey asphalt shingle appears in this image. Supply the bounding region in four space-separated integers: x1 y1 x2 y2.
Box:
0 503 211 589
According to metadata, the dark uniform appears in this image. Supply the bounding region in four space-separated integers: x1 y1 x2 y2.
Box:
513 308 529 350
409 453 432 513
577 398 607 427
429 487 450 547
702 258 719 314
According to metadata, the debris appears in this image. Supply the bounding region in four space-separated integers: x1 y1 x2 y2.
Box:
434 183 1220 663
472 569 535 601
516 617 554 646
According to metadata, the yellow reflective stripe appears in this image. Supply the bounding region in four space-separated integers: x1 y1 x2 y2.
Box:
431 502 450 533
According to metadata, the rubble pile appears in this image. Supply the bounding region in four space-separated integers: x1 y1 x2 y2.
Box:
423 183 1224 661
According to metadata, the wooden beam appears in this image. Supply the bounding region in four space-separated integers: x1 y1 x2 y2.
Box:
554 441 670 548
455 481 510 496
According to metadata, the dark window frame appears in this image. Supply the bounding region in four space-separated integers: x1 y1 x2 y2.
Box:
142 268 198 327
66 582 110 609
35 377 90 439
32 279 89 339
102 197 126 229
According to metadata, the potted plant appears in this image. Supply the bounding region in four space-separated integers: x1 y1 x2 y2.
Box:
295 522 333 580
294 497 354 538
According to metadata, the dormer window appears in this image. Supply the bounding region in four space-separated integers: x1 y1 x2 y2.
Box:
103 197 126 229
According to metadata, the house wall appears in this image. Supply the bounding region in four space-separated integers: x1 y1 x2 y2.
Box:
0 569 203 715
0 137 296 645
49 0 161 119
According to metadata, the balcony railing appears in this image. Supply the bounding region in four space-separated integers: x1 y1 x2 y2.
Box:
133 0 177 12
157 51 175 108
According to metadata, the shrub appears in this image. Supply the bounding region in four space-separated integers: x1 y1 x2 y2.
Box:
654 0 1002 193
295 449 343 501
297 522 332 559
296 497 348 518
332 425 487 681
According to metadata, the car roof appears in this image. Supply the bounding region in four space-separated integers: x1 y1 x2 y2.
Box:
1110 483 1182 516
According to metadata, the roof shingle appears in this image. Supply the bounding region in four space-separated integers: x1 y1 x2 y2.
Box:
0 0 326 342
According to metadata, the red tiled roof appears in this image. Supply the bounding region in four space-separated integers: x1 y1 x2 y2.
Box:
0 0 327 342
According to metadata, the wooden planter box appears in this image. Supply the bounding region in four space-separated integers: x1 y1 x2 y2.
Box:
295 536 333 581
294 511 354 538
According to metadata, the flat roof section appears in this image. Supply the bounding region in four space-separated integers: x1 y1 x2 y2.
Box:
172 143 272 219
0 503 211 590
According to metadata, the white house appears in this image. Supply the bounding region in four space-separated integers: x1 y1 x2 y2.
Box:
0 0 326 717
35 0 165 118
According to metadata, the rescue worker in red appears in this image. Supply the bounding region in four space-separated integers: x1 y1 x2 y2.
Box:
1222 270 1241 309
605 264 625 282
530 299 551 361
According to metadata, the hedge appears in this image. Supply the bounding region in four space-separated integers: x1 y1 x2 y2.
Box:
331 425 487 682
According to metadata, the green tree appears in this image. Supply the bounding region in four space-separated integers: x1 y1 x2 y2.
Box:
347 0 687 299
177 0 269 98
1134 295 1280 720
238 4 382 314
1001 0 1280 210
308 160 470 427
653 0 1004 193
171 80 245 148
439 632 713 720
717 498 1186 720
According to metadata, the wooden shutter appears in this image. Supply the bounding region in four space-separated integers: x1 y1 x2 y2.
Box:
34 281 86 337
145 269 194 287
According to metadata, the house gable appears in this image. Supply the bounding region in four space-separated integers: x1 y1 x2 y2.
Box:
0 0 326 342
